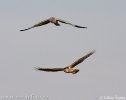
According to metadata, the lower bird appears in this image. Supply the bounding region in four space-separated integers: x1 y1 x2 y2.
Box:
35 50 95 74
20 17 87 31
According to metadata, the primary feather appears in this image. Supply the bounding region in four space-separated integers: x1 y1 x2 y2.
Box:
35 67 64 72
70 50 95 68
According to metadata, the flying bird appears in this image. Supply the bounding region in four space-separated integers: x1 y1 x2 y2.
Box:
35 50 95 74
20 17 87 31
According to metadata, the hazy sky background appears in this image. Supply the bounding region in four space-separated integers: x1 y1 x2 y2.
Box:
0 0 126 100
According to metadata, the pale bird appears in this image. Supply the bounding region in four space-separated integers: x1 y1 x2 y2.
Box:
20 17 87 31
35 50 95 74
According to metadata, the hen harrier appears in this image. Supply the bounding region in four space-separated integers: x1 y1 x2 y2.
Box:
20 17 87 31
35 51 95 74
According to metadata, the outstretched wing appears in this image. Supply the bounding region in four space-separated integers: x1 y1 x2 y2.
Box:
57 19 87 28
20 19 50 31
70 50 95 68
35 67 64 72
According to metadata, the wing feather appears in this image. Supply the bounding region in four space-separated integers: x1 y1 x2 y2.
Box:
70 50 95 68
20 19 50 31
35 67 64 72
32 19 50 27
57 19 87 28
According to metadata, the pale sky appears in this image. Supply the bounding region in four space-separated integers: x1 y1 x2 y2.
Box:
0 0 126 100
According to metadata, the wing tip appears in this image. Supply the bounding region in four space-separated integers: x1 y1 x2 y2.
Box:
89 50 96 56
75 25 87 29
91 50 96 54
20 29 28 31
20 27 33 31
20 29 25 31
34 67 41 71
82 26 87 29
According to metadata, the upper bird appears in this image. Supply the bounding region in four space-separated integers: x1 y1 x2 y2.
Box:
20 17 87 31
35 50 95 74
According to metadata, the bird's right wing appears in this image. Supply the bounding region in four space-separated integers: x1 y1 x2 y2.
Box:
70 50 95 68
57 19 87 28
35 67 64 72
20 19 50 31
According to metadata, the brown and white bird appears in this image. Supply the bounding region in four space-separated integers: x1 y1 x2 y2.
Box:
35 51 95 74
20 17 87 31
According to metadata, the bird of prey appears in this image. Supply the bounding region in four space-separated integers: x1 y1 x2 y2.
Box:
35 50 95 74
20 17 87 31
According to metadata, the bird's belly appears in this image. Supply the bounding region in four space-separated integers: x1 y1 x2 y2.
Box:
64 68 74 73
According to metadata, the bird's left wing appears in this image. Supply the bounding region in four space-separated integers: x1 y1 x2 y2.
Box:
70 50 95 68
57 19 87 28
35 67 64 72
20 19 50 31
